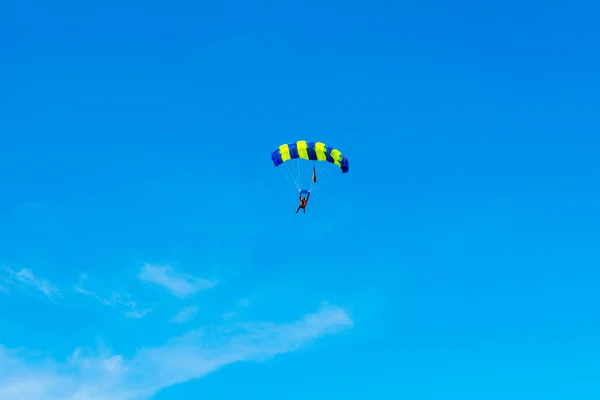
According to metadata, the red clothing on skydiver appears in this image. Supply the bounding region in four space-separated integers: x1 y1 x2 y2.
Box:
296 191 310 214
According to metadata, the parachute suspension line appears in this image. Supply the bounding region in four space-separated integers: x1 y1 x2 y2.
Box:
315 160 331 192
311 178 328 193
284 162 300 191
296 158 302 189
284 163 293 185
309 161 321 192
311 175 328 192
285 175 300 191
310 161 326 192
318 162 326 175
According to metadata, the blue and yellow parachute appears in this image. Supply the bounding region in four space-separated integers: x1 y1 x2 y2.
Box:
271 140 349 173
271 140 349 192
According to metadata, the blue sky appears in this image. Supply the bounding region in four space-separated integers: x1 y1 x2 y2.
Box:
1 0 600 398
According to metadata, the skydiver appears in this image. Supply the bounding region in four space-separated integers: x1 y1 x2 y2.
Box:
296 190 310 214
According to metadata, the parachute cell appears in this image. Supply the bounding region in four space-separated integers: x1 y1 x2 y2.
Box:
271 140 349 173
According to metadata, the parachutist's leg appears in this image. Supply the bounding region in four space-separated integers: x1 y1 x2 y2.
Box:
303 207 306 214
296 206 300 214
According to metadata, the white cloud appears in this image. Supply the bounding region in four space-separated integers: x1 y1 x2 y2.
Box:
1 267 60 298
170 306 199 323
0 304 353 400
221 298 252 320
237 298 251 307
124 308 153 319
222 311 237 320
138 264 217 298
75 274 152 319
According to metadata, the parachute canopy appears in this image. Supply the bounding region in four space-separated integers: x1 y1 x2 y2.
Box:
271 140 349 173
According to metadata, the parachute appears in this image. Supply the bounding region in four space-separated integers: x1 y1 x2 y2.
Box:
271 140 349 173
271 140 349 192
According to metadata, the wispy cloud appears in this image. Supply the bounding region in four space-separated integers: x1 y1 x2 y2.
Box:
124 308 153 319
170 306 198 323
0 304 353 400
138 264 217 298
75 274 152 318
74 275 115 307
221 297 252 320
1 267 60 298
222 311 237 320
237 298 251 307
